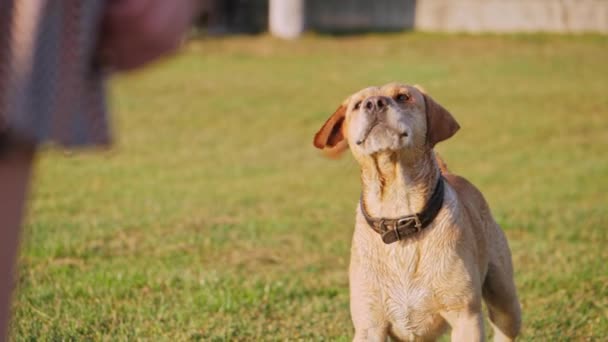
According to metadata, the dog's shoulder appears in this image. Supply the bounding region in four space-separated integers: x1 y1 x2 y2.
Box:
442 172 491 214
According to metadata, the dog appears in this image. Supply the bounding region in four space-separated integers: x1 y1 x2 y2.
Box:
313 83 521 341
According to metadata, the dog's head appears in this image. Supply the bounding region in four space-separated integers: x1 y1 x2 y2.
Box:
313 83 459 160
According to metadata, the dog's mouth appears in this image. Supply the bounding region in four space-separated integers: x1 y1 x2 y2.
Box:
356 122 409 146
355 122 376 146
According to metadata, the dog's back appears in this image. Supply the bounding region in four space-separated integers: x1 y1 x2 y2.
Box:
440 159 522 340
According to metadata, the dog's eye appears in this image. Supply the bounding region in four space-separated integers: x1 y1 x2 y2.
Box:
354 101 362 110
395 93 410 102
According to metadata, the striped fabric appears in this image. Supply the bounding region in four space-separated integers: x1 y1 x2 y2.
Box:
0 0 110 147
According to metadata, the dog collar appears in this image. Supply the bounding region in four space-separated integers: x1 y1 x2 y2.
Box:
360 175 445 244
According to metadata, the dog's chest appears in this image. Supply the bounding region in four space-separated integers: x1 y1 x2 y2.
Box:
358 242 449 338
381 272 446 337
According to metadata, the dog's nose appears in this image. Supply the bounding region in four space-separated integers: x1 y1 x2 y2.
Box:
363 96 389 113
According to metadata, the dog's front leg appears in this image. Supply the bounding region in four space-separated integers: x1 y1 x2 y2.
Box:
350 263 388 341
350 286 388 342
353 327 388 342
441 310 485 342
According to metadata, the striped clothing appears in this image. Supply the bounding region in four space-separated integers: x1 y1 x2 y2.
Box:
0 0 110 147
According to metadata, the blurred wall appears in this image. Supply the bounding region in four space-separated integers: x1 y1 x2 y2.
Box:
306 0 417 32
197 0 267 34
196 0 608 35
416 0 608 33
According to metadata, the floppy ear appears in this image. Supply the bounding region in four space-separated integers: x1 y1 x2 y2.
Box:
313 104 347 149
421 92 460 147
321 139 349 159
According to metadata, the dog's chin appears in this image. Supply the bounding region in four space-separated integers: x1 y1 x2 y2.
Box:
359 130 409 155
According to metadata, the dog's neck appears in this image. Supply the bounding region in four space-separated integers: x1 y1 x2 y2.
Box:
360 149 440 219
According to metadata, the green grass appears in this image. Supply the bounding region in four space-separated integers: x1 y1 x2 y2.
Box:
10 33 608 340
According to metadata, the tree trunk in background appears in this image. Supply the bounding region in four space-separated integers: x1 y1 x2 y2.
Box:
269 0 304 39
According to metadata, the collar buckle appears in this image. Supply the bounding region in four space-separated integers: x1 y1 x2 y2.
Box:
360 174 444 244
413 214 422 232
393 226 402 241
396 217 411 229
395 214 422 235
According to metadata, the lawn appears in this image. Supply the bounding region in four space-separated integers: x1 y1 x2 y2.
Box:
10 33 608 340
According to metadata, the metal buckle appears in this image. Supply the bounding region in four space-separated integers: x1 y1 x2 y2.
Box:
393 227 401 240
396 217 411 229
413 214 422 232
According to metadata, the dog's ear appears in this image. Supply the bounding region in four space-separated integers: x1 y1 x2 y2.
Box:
321 139 348 159
313 104 347 149
421 92 460 147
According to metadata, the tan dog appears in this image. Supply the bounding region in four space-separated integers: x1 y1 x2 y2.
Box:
313 83 521 341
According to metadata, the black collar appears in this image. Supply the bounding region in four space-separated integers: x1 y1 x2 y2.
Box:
360 175 445 244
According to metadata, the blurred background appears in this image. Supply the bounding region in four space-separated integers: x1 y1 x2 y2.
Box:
12 0 608 340
195 0 608 36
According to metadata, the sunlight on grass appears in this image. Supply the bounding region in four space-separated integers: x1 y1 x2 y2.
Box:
12 33 608 340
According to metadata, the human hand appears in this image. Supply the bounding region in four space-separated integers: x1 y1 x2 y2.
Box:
99 0 200 72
